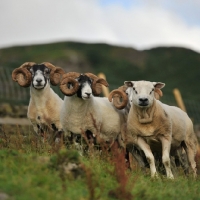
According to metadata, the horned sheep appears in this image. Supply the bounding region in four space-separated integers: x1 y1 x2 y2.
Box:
59 72 126 147
109 80 197 178
12 62 65 143
108 84 164 169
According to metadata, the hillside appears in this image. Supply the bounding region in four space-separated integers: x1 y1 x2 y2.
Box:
0 41 200 101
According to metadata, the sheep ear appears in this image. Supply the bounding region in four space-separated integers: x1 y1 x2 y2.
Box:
124 81 134 87
153 82 165 89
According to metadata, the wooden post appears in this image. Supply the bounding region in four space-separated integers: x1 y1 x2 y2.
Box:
97 73 110 97
173 88 187 112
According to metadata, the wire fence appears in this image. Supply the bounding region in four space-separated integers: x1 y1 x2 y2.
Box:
0 67 200 125
0 67 64 105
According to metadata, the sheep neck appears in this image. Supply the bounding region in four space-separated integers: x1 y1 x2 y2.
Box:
134 99 156 124
66 95 92 114
30 83 51 105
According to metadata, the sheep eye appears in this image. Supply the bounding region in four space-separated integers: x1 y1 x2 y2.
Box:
149 89 154 95
133 88 138 94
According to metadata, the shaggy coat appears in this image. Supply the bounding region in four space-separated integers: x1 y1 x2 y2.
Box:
28 83 63 140
60 95 125 142
60 73 126 147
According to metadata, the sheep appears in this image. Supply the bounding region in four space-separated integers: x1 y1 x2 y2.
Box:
108 84 164 170
12 62 65 143
109 84 163 119
59 72 127 149
109 81 197 178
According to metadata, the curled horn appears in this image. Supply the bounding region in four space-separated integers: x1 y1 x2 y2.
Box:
12 62 36 87
154 88 163 100
60 72 81 96
42 62 65 86
108 88 128 110
85 73 109 96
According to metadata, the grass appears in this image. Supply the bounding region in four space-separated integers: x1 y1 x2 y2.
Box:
0 124 200 200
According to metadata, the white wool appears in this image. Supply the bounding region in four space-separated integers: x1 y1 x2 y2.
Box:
60 95 125 143
28 82 63 141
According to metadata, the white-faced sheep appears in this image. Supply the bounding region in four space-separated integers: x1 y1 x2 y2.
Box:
59 72 126 148
108 84 164 170
109 80 197 178
12 62 65 143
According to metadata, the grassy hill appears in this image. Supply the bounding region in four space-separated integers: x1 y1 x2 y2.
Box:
0 41 199 102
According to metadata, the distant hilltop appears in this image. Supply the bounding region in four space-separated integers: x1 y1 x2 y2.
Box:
0 41 200 102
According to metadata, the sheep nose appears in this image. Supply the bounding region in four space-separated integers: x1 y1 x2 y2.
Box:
36 78 42 83
139 98 148 102
85 92 91 97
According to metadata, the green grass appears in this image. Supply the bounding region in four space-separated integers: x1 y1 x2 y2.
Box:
0 125 200 200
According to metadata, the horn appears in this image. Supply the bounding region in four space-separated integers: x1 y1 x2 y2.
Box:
108 89 128 109
11 62 36 87
59 72 80 96
118 85 128 92
85 73 109 96
42 62 65 86
154 88 163 100
62 72 81 79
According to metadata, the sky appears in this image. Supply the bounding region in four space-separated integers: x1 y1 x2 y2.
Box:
1 0 200 52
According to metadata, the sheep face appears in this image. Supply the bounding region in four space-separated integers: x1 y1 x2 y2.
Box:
30 64 50 89
124 81 165 108
76 75 92 100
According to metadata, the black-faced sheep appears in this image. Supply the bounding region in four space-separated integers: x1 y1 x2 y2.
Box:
12 62 65 143
59 72 126 148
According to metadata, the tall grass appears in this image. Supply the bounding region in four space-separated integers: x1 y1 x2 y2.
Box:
0 124 200 200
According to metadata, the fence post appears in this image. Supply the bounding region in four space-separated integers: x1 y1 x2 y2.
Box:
97 73 110 97
173 88 187 112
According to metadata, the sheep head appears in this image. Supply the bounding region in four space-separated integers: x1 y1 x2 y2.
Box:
108 82 163 110
60 72 109 97
108 85 129 109
124 80 165 108
12 62 65 87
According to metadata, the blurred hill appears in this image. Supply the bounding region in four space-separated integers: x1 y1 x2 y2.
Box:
0 41 200 103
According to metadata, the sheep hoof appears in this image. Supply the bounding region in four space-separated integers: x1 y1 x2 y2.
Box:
151 172 159 179
167 175 174 180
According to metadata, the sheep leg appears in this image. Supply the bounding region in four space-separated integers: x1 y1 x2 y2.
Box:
176 147 189 175
159 136 174 179
137 137 158 178
184 141 197 178
128 144 149 169
29 120 39 136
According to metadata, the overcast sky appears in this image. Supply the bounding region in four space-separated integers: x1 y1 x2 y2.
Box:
1 0 200 52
